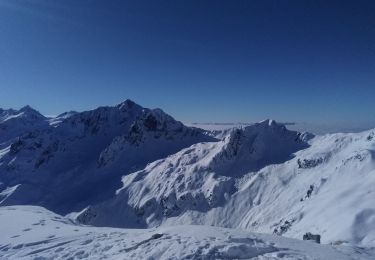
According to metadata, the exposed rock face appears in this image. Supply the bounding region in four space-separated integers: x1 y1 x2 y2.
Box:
303 232 321 243
297 158 324 168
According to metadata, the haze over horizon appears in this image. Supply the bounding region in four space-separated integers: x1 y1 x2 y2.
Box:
1 0 375 127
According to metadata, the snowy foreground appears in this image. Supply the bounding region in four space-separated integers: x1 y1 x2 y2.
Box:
1 206 374 260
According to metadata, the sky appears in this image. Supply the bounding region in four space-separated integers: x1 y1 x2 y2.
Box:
0 0 375 126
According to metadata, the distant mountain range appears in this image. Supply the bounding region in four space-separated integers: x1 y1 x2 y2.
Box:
1 100 374 250
190 121 375 134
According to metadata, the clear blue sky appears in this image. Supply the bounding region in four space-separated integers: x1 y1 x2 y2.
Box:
0 0 374 124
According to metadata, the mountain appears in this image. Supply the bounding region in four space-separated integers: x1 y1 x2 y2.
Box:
0 106 49 144
0 100 215 214
78 121 375 246
1 206 373 260
1 100 375 253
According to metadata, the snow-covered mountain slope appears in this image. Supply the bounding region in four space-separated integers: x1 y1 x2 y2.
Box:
0 106 49 144
1 206 373 260
80 122 375 246
48 111 78 126
1 101 375 253
0 100 215 214
76 121 309 226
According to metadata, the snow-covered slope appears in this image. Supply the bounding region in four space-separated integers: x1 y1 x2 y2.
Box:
0 100 215 214
80 122 375 246
1 100 375 254
1 206 373 260
0 106 49 144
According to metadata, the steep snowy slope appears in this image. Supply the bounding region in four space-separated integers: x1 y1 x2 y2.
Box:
1 206 373 260
0 100 215 214
79 122 375 246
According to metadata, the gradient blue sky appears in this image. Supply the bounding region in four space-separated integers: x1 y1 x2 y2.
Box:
0 0 374 125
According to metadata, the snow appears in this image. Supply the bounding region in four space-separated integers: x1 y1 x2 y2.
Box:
0 184 20 204
189 122 375 135
1 206 373 260
0 100 215 214
48 111 78 126
0 106 48 145
1 100 375 258
81 121 375 247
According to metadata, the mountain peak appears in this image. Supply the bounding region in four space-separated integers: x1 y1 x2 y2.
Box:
19 105 44 116
19 105 33 111
19 106 46 121
117 99 139 111
0 105 45 123
256 119 279 127
210 120 309 176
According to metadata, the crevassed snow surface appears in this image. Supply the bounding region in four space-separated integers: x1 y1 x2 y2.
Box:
1 206 374 260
